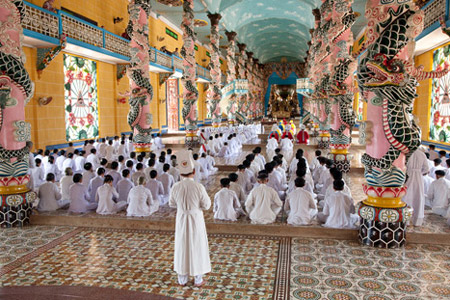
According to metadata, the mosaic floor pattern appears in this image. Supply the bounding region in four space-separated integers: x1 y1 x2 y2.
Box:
1 227 289 300
290 238 450 300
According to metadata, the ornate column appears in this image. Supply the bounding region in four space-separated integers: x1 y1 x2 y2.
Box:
206 13 222 128
126 0 153 152
326 0 357 173
0 0 36 227
225 31 237 124
246 52 254 120
180 0 199 145
356 0 448 248
236 43 249 123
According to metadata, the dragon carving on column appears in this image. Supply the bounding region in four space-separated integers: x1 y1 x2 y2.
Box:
207 13 222 127
327 0 357 173
225 31 237 124
356 0 449 248
126 0 153 152
180 0 199 145
236 43 248 124
0 0 36 227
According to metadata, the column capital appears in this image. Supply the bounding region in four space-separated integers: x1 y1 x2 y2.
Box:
207 12 222 26
237 43 246 52
225 31 237 42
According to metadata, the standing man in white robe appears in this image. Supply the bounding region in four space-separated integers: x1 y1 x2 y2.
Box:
245 172 283 224
169 150 211 287
403 149 429 226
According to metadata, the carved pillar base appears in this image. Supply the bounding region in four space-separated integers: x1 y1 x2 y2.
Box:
185 131 199 147
327 146 353 173
356 185 412 248
0 186 36 228
134 143 151 153
317 131 330 149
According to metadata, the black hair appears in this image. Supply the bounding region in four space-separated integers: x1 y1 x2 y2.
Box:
46 173 55 181
333 179 345 191
111 161 119 170
122 169 130 177
295 177 305 188
104 175 114 184
73 173 83 183
220 178 230 187
150 170 158 179
228 173 238 182
163 163 170 172
84 162 93 171
97 167 106 176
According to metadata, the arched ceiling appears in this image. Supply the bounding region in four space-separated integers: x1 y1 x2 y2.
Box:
151 0 368 63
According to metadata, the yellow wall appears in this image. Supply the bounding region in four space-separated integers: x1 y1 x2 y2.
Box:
414 50 434 143
22 2 227 149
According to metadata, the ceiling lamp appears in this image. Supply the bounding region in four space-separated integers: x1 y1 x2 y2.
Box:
194 19 208 27
156 0 183 7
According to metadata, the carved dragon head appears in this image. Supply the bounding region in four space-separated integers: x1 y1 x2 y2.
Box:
364 54 406 87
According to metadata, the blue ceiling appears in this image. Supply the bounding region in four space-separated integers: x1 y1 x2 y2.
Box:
151 0 368 63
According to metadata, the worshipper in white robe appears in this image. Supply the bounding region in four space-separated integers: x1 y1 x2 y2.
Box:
117 141 127 157
96 175 127 215
131 163 146 186
426 170 450 217
279 136 294 162
151 133 165 150
193 153 206 182
237 165 253 195
62 153 76 173
228 173 247 205
144 158 157 180
82 163 95 188
105 140 116 162
88 168 105 202
217 142 231 158
318 180 358 229
288 167 317 199
438 151 448 167
106 162 121 188
309 150 322 172
316 159 334 199
284 177 317 225
427 144 439 161
207 136 216 156
169 156 181 182
253 147 266 168
66 142 75 154
197 153 210 178
86 148 100 170
44 156 61 181
55 150 67 172
68 173 97 213
37 173 70 211
31 159 45 190
214 178 244 221
168 150 211 287
127 176 159 217
423 173 434 197
158 164 175 205
245 172 283 224
98 139 108 158
146 170 165 205
74 151 86 173
266 163 287 201
266 137 278 161
402 149 429 226
429 158 445 179
60 168 74 203
117 169 134 203
205 151 218 174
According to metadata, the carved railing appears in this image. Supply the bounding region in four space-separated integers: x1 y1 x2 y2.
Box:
22 1 212 81
422 0 447 29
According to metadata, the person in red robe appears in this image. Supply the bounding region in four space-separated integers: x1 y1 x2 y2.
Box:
297 125 309 144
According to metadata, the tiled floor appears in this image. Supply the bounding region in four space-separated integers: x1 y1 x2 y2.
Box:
1 226 449 300
290 237 450 300
1 227 288 300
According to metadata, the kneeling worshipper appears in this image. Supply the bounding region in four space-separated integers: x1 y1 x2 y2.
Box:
318 179 358 229
284 177 317 225
426 170 450 217
402 149 429 226
82 163 95 188
245 171 283 224
146 170 165 205
280 136 294 162
127 176 159 217
88 167 106 202
37 173 70 212
117 169 134 203
213 178 245 221
60 167 74 204
96 175 127 215
158 164 175 204
151 133 165 150
266 136 278 161
69 173 98 213
228 173 247 206
169 150 211 287
31 158 45 190
429 158 445 179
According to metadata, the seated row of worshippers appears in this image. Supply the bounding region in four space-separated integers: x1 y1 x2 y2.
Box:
214 148 358 228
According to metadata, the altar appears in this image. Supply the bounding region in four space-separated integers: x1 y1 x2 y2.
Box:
267 84 299 119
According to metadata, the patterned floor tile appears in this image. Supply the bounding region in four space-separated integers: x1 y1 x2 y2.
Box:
290 238 450 300
2 228 289 300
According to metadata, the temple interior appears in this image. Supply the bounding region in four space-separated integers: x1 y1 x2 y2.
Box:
1 0 450 299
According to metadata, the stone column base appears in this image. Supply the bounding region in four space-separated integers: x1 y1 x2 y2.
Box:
0 189 36 227
185 131 199 147
357 202 413 248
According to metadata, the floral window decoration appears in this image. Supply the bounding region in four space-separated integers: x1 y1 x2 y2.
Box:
64 54 99 141
430 45 450 143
